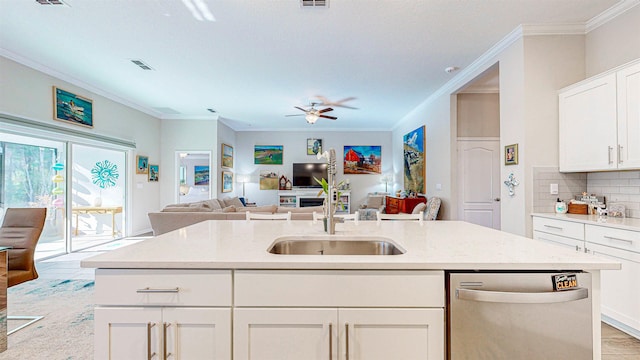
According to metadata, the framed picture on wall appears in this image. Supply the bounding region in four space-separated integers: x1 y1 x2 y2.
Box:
53 86 94 128
343 146 381 174
194 165 210 185
505 143 518 165
148 164 159 182
403 126 425 194
136 155 149 174
254 145 283 165
307 138 322 155
222 143 233 168
222 171 233 193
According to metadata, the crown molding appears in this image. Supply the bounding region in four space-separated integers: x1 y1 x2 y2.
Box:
0 49 163 119
586 0 640 33
520 23 586 35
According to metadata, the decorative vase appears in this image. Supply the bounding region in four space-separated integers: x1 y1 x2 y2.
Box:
93 197 102 207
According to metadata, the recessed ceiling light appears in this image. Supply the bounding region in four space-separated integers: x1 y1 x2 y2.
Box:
445 66 459 74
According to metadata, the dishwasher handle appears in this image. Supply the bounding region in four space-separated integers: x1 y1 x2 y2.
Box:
456 287 588 304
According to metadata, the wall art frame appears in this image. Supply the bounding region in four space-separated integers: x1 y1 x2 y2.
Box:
505 143 518 165
53 86 94 128
222 171 233 193
222 143 233 168
403 125 425 194
148 164 159 182
136 155 149 175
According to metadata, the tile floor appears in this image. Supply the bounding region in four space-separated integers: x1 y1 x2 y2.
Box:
33 237 640 358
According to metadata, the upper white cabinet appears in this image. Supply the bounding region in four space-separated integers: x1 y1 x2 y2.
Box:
559 60 640 172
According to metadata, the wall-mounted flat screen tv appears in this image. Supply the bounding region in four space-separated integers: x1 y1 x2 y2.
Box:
292 163 328 188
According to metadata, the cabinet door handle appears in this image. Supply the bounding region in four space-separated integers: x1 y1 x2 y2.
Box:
603 235 633 245
345 322 349 360
328 323 333 360
543 225 563 230
163 323 172 359
147 322 156 360
136 287 180 293
608 146 614 164
618 145 624 164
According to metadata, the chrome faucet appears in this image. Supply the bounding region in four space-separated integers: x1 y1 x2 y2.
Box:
319 148 343 234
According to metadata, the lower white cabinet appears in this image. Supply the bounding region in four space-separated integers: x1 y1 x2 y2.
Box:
586 225 640 337
532 216 585 252
94 307 231 360
233 308 444 360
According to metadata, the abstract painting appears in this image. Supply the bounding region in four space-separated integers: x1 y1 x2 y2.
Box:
53 86 93 127
221 171 233 192
194 165 210 186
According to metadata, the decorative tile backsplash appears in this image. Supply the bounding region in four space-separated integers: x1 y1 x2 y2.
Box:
532 167 640 218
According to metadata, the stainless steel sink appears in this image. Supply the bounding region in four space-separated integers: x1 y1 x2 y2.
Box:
267 236 405 255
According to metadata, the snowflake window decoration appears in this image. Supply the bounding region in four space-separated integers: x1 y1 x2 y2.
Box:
91 160 119 189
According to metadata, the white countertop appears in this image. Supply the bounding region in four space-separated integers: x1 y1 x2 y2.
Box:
81 220 620 270
532 212 640 232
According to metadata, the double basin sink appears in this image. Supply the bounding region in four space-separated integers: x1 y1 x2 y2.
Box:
268 235 405 255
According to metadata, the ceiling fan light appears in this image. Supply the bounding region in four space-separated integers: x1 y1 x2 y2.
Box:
305 113 318 124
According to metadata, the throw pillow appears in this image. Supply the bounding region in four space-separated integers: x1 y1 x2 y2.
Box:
202 199 223 211
223 196 244 208
222 205 236 213
412 202 427 215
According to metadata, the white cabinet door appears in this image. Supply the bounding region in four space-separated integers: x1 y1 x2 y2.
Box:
164 307 231 360
617 62 640 169
587 243 640 335
559 73 617 172
234 308 337 360
94 307 162 360
339 308 444 360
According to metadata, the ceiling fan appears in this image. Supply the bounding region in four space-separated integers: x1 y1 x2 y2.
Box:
314 95 358 109
285 103 337 124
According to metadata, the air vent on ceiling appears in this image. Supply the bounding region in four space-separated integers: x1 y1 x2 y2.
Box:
130 59 154 71
301 0 328 8
36 0 67 5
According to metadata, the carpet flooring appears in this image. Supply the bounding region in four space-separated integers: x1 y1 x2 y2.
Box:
2 278 94 360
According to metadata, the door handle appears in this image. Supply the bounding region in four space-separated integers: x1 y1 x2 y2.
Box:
328 323 333 360
163 323 172 359
494 198 500 202
456 287 588 303
345 322 350 360
608 146 614 164
619 145 624 164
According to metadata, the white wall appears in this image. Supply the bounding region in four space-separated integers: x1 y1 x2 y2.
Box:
586 5 640 77
160 119 218 207
0 56 161 236
235 130 392 210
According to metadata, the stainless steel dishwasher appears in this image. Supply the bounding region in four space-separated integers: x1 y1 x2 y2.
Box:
448 272 593 360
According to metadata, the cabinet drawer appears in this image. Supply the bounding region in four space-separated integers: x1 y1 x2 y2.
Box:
533 230 584 252
532 217 584 240
234 270 444 307
586 225 640 253
95 269 232 306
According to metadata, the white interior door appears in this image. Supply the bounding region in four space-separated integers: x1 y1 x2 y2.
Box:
457 138 501 229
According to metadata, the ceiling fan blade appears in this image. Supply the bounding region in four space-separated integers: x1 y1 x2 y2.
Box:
318 107 334 114
294 106 308 112
315 95 358 109
285 114 305 117
319 115 337 120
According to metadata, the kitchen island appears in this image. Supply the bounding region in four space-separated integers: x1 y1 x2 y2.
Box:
82 220 620 360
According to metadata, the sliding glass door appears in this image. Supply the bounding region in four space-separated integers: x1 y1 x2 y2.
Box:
0 134 67 259
70 144 126 251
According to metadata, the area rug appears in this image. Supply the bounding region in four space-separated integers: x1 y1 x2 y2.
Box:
2 278 94 359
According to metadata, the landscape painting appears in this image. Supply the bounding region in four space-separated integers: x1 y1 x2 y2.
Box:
343 146 381 174
53 86 94 127
259 170 279 190
254 145 283 165
222 171 233 193
194 165 210 186
222 143 233 168
403 125 425 194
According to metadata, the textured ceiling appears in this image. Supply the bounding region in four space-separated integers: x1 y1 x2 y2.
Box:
0 0 625 131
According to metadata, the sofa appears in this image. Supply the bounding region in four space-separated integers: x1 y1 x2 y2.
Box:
148 197 323 235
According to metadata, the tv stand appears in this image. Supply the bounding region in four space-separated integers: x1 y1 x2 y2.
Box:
278 190 350 214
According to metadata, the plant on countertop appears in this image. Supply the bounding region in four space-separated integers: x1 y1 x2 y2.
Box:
313 177 345 213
